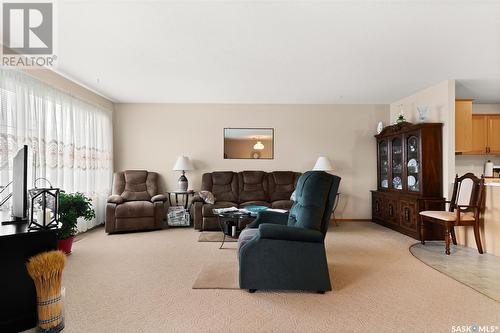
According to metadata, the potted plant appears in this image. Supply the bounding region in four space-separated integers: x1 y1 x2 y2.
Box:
58 192 95 254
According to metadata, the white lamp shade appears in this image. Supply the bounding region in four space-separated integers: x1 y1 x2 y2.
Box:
313 156 333 171
173 156 194 171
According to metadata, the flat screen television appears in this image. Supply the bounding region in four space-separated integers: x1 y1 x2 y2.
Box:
2 145 28 224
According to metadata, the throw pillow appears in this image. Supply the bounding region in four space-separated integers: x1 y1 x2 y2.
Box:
199 190 215 204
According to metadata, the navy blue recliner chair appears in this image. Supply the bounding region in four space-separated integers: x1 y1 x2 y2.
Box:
238 171 341 293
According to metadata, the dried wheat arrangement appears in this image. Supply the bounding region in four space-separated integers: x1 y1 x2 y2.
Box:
26 250 66 333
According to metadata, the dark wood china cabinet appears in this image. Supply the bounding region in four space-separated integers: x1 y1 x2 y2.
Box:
372 122 444 240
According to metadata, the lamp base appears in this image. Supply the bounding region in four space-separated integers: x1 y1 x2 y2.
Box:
178 174 188 192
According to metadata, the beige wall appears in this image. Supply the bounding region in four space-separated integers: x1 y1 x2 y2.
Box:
455 156 500 177
390 80 456 198
113 104 389 219
473 103 500 114
22 68 114 111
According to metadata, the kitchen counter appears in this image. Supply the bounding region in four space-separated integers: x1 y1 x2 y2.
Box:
456 182 500 256
485 178 500 186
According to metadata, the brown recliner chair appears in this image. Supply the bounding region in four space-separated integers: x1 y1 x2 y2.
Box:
105 170 167 234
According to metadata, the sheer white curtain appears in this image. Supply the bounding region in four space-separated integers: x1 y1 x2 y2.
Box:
0 68 113 232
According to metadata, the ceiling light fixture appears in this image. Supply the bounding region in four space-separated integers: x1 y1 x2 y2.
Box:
253 141 264 150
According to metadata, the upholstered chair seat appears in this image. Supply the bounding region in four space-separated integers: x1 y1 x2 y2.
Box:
420 211 475 222
115 201 154 218
238 201 272 208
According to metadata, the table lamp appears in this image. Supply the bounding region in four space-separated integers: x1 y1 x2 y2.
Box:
313 156 333 171
173 156 194 191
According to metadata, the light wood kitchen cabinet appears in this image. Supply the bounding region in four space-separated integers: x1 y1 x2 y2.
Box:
455 97 500 155
487 115 500 154
469 115 488 154
462 114 500 155
455 99 473 152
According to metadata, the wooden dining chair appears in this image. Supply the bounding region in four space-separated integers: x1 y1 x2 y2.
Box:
419 173 485 255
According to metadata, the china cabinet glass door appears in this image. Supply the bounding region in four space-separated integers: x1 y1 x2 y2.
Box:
379 141 389 189
391 137 403 190
406 135 420 192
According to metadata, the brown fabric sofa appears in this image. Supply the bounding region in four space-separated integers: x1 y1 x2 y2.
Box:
105 170 167 233
192 171 300 231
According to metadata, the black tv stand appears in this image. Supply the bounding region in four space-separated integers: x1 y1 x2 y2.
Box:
1 219 28 225
0 220 58 332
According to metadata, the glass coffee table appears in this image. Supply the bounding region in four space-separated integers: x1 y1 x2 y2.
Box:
215 210 253 249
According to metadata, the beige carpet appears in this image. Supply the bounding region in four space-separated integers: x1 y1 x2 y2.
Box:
59 222 500 333
192 261 239 289
198 231 237 242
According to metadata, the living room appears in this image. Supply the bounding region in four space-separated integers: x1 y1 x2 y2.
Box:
1 1 500 332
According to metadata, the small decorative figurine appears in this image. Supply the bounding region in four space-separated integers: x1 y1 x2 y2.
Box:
417 105 429 122
377 121 384 134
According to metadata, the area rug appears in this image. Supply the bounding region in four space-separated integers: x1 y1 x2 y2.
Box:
198 231 237 243
192 261 239 289
410 241 500 302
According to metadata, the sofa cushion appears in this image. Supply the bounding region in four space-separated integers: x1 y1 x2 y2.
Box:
271 200 293 210
116 201 154 218
121 170 152 201
288 171 339 232
202 201 238 217
268 171 300 202
238 171 268 203
239 201 271 208
201 172 238 202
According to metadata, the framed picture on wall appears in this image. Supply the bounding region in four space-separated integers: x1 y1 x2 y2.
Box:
223 128 274 159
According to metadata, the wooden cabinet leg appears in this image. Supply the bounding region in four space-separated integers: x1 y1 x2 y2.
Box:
419 217 425 245
444 226 451 255
473 223 484 254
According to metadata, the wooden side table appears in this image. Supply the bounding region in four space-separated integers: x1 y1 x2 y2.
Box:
166 190 195 210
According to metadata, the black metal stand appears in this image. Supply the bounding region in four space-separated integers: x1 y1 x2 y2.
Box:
216 212 252 249
1 218 28 226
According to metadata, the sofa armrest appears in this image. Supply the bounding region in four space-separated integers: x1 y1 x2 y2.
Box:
107 195 124 204
192 195 204 203
151 194 167 203
192 201 204 230
246 210 289 228
153 201 165 228
258 223 323 243
105 203 117 233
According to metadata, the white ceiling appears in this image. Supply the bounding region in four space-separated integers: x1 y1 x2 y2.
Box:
56 0 500 104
